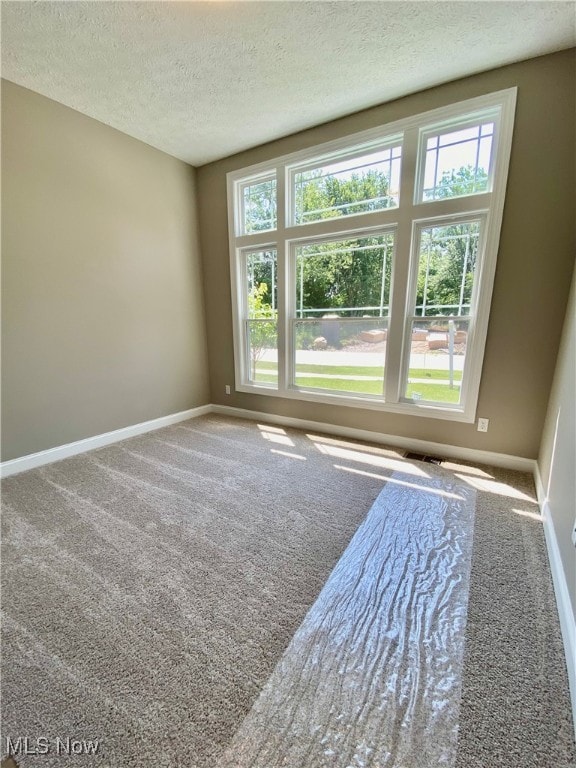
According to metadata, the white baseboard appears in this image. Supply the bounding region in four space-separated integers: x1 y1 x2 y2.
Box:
0 404 212 478
2 402 536 480
212 404 536 473
534 464 576 736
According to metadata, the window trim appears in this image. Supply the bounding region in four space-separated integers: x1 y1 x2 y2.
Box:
227 88 517 423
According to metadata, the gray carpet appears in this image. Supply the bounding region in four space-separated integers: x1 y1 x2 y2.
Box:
1 415 575 767
449 460 576 768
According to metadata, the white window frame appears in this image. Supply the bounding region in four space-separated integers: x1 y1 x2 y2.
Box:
227 88 517 423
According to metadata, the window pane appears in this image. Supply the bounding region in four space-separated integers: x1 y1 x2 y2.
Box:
242 177 277 233
245 249 277 385
292 233 393 396
414 222 480 317
293 318 387 396
247 320 278 385
293 145 401 224
422 123 493 201
295 234 394 317
404 319 469 405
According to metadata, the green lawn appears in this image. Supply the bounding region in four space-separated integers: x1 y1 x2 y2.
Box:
253 362 462 404
406 368 462 382
257 360 385 378
405 381 461 404
256 360 462 381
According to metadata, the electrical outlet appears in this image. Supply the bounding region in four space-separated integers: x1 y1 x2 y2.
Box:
477 417 489 432
225 385 231 395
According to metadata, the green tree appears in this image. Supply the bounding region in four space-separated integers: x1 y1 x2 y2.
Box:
416 222 479 317
297 171 394 316
247 282 276 379
297 237 392 318
255 163 487 322
244 179 277 233
416 168 486 315
434 165 488 200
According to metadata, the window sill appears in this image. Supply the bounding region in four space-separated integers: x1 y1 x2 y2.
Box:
235 382 475 423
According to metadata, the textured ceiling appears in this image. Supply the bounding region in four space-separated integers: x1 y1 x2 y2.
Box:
2 1 575 166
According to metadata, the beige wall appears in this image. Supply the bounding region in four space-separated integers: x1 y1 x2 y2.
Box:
3 52 575 464
197 49 576 459
1 80 210 461
538 265 576 616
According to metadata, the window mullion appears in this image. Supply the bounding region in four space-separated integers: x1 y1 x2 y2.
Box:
276 165 289 393
384 126 419 404
411 194 491 220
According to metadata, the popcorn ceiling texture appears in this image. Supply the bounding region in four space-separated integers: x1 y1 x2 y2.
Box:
2 1 574 165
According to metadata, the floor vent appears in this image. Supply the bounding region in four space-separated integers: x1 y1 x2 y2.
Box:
404 452 443 465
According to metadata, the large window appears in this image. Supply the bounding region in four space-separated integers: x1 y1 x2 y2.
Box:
227 90 516 422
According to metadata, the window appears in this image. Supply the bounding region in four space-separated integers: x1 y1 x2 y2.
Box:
403 220 481 406
240 174 277 234
419 121 495 202
227 89 516 422
291 232 394 397
291 140 402 224
244 248 277 386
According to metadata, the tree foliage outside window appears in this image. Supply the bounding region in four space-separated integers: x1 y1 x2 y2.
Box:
295 167 396 223
229 91 515 418
247 282 276 380
248 166 484 319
